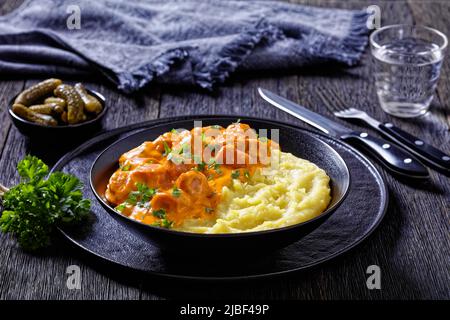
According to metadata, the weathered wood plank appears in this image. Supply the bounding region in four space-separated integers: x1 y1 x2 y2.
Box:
0 0 449 300
408 0 450 129
0 0 23 15
0 81 24 161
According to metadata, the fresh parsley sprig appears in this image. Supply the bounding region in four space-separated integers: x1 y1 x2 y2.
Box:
0 155 91 251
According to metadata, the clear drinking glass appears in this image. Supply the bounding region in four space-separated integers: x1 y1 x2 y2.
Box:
370 25 447 118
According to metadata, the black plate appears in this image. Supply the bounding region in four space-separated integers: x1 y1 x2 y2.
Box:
51 116 388 280
90 119 350 253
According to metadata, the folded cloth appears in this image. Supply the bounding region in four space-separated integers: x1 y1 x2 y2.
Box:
0 0 370 93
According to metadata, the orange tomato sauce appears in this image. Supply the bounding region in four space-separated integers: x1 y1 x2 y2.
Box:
105 123 278 228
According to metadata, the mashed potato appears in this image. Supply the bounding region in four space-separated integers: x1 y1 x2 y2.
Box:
177 150 331 233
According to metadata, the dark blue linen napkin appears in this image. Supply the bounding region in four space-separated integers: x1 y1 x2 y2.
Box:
0 0 370 93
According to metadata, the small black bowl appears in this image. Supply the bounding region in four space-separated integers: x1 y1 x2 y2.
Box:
8 89 107 141
90 118 350 254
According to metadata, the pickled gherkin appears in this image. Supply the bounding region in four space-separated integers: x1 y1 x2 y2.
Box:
14 79 62 106
61 112 68 123
12 104 58 126
44 97 66 109
54 84 85 124
29 103 64 115
74 83 102 114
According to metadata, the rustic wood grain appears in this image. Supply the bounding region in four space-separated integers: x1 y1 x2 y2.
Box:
408 0 450 128
0 0 22 14
0 81 24 159
0 0 449 300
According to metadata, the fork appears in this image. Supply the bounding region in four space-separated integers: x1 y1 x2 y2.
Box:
334 108 450 175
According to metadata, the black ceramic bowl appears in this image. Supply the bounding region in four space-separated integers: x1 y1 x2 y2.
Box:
8 89 107 141
90 118 350 254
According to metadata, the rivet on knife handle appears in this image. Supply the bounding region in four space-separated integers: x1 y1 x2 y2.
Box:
379 123 450 171
341 131 430 178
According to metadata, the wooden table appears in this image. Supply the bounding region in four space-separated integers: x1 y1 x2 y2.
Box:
0 0 448 300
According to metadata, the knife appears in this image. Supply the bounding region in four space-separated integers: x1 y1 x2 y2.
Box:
258 88 429 179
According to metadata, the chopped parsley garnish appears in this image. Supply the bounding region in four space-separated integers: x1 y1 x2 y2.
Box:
163 141 171 156
231 170 240 179
197 162 206 171
208 160 222 173
136 183 156 203
151 209 174 229
121 164 131 171
126 191 139 205
160 218 174 229
151 218 173 229
152 208 166 219
121 183 156 208
168 150 184 164
171 128 178 134
115 203 126 212
172 187 181 198
180 142 190 153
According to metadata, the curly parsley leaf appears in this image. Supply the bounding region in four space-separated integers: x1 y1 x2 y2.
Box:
0 155 91 251
17 155 48 182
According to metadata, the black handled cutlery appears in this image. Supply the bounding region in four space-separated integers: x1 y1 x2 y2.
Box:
334 108 450 175
258 88 429 179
